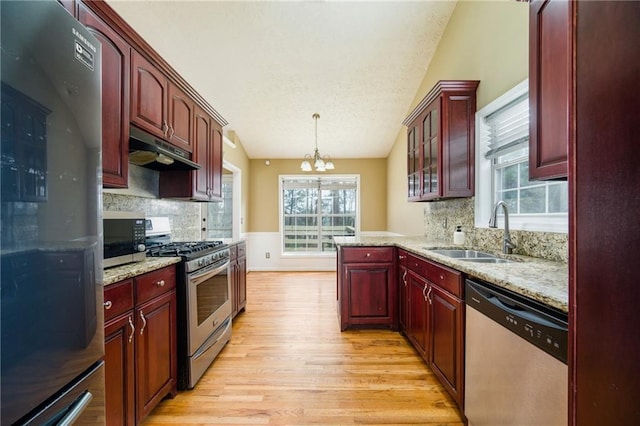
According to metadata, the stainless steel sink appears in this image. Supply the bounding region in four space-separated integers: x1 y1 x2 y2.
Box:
459 257 513 264
430 249 514 264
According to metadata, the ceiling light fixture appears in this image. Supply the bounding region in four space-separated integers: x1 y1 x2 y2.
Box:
301 113 334 172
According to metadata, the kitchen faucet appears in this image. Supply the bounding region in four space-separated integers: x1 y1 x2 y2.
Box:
489 201 517 254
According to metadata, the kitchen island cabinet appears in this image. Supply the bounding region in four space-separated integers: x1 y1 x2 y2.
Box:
337 246 397 331
403 80 479 201
103 265 177 425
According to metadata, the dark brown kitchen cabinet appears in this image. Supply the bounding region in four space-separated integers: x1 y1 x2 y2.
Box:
131 51 194 154
399 252 464 407
159 106 223 201
337 246 397 331
529 0 571 180
397 249 409 331
103 266 177 425
104 279 135 426
230 241 247 318
403 80 479 201
131 51 167 140
430 285 463 406
78 3 131 188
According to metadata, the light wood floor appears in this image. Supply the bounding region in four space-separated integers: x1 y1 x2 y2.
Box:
143 272 464 426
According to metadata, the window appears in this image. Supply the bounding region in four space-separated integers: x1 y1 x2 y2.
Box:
280 175 359 254
475 80 568 232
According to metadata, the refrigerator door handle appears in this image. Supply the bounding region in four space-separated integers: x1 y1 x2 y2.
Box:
58 391 93 426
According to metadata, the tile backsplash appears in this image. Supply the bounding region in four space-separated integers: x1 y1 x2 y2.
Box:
103 164 201 241
424 198 568 263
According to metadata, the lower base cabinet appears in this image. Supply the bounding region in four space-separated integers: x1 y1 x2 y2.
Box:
398 251 465 407
103 265 178 425
230 241 247 318
337 246 397 331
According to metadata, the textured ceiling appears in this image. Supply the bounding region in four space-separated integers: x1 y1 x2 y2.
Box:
107 0 456 160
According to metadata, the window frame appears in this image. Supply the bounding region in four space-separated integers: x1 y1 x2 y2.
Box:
475 80 568 233
279 174 360 256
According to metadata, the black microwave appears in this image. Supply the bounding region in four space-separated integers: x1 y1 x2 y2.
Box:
103 211 147 268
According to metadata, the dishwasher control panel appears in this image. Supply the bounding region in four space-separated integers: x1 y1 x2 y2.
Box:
466 279 568 363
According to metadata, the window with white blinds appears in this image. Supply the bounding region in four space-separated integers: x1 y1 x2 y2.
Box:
280 176 359 253
475 80 567 232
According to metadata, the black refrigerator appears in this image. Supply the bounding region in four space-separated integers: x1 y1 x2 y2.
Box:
1 1 105 424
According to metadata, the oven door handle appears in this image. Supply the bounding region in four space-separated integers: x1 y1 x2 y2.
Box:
189 260 230 283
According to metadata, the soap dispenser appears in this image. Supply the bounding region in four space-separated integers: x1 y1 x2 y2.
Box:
453 226 465 245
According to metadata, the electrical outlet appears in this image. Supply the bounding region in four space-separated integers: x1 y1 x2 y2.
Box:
265 252 270 259
443 218 448 228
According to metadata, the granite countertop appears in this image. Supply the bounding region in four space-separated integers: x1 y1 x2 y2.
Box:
103 257 182 286
334 236 568 313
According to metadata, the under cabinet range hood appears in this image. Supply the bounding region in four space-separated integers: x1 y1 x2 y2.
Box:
129 125 200 171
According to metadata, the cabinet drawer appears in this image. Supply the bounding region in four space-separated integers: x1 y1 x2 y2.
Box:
425 260 462 298
407 253 428 277
135 266 176 304
104 279 134 321
341 247 394 263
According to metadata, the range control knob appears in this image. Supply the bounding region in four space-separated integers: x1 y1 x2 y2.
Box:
198 259 204 267
137 244 146 252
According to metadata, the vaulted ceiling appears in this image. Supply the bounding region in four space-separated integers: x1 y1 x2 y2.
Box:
107 0 457 160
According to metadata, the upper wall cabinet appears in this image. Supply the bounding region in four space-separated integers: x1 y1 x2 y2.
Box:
403 80 479 202
158 106 223 201
79 3 130 188
529 0 571 180
130 51 194 154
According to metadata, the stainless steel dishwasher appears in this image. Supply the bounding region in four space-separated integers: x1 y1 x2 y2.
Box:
464 279 568 426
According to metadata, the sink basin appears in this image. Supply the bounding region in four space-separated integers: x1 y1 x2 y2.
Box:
430 249 514 264
459 257 513 264
431 249 498 259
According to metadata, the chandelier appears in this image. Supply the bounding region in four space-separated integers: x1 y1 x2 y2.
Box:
300 113 334 172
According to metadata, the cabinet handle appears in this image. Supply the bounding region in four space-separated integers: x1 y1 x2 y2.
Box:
103 301 112 310
427 286 433 305
439 274 444 281
402 270 407 286
422 284 428 301
139 310 147 335
156 280 165 287
399 255 406 260
168 124 175 139
162 120 168 137
128 315 135 343
365 253 371 258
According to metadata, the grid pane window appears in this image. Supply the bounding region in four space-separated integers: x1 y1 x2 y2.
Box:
493 152 567 216
282 177 358 253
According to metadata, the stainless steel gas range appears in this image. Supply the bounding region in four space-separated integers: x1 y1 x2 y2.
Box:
146 218 232 390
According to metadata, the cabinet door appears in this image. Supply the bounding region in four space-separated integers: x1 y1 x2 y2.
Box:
529 0 571 180
131 51 167 139
79 4 130 188
135 290 177 423
441 92 475 197
406 272 429 360
421 105 439 199
1 88 20 201
167 82 193 153
192 107 210 200
104 313 135 426
430 286 463 406
209 123 224 201
407 124 420 200
398 264 409 332
237 255 247 314
340 262 396 330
